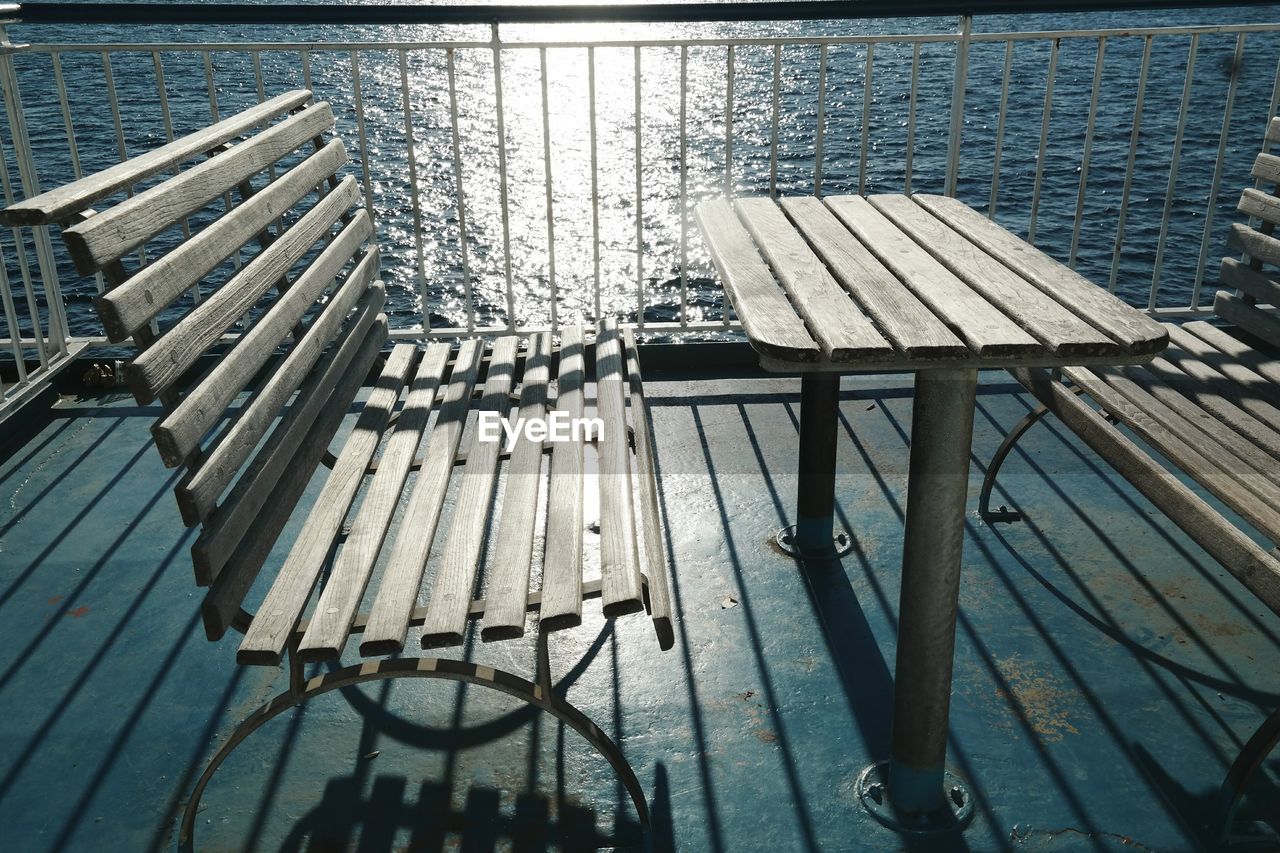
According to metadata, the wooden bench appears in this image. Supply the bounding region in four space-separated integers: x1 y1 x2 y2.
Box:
979 118 1280 844
0 89 675 849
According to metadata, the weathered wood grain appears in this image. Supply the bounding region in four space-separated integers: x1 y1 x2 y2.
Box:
1227 222 1280 267
596 320 644 617
540 326 586 630
62 102 336 274
297 343 452 661
359 339 484 656
735 197 892 361
237 343 417 665
1252 151 1280 185
693 199 820 362
1220 256 1280 309
481 333 553 642
1183 320 1280 385
1215 291 1280 350
0 89 313 227
1237 187 1280 227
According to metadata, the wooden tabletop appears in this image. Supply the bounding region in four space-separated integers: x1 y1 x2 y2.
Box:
695 193 1168 372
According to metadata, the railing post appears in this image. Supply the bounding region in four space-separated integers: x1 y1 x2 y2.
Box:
944 14 971 198
0 16 70 357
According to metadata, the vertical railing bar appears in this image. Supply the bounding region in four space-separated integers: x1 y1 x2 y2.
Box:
252 49 265 102
152 49 199 304
0 245 28 384
1027 37 1059 245
540 46 558 332
770 43 780 199
814 43 827 196
1149 33 1199 311
398 48 428 327
725 44 735 198
446 48 473 332
634 45 645 329
203 51 220 120
0 152 47 368
945 14 972 198
679 45 688 327
50 54 81 180
1069 36 1106 268
300 49 312 90
491 25 515 329
905 42 920 194
589 45 602 322
1109 34 1153 294
102 50 148 292
1255 55 1280 186
1192 32 1244 310
987 39 1013 217
859 42 875 196
349 50 374 221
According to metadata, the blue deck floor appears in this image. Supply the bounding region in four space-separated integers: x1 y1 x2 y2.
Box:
0 371 1277 852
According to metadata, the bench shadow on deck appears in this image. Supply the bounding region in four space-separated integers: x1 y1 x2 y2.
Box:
0 373 1277 851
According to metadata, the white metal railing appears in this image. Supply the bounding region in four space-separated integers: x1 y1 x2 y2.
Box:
1 12 1279 406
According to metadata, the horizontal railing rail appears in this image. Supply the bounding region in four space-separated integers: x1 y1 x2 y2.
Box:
0 3 1278 416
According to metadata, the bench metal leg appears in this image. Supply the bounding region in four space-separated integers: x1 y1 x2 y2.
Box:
1216 704 1280 847
179 631 649 851
978 402 1053 523
777 372 853 559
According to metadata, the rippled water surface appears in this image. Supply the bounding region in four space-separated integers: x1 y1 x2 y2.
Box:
9 4 1280 338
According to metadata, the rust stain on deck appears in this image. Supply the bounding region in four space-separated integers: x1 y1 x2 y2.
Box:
995 655 1079 742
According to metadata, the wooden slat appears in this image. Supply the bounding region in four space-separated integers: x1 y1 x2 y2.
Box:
63 102 337 275
0 89 313 228
1237 187 1280 227
1013 366 1280 619
1227 222 1280 267
419 336 521 648
102 149 353 345
1165 323 1280 409
734 198 892 361
1140 354 1280 458
1268 116 1280 145
624 328 674 650
1096 368 1280 507
189 291 384 579
1216 291 1280 349
596 320 644 617
297 343 452 661
1251 152 1280 185
1066 366 1280 543
359 339 485 656
868 194 1121 357
1183 320 1280 385
693 199 820 362
237 343 418 665
1220 256 1280 308
914 193 1167 354
815 195 1024 358
480 334 553 641
151 212 374 466
200 314 388 639
540 326 586 630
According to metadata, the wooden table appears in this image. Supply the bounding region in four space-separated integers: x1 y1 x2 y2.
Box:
695 193 1167 831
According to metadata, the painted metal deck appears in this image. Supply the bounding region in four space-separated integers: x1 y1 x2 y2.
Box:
0 371 1276 851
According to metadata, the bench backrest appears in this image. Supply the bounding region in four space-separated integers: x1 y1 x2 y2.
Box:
1219 116 1280 347
0 89 386 637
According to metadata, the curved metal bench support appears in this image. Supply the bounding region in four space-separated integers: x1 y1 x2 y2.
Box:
178 630 649 851
979 402 1053 523
1215 704 1280 847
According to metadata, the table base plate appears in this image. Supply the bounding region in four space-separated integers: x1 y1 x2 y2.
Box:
774 525 853 560
855 761 974 835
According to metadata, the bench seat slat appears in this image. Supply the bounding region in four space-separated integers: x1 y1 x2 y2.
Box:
62 102 337 274
0 89 314 228
481 333 553 642
915 193 1168 354
869 194 1121 357
693 199 821 362
152 211 374 466
1138 354 1280 460
816 195 1031 358
597 320 645 617
1165 323 1280 410
103 154 354 346
359 339 485 656
624 328 674 650
1182 321 1280 385
1158 338 1280 433
297 343 452 661
734 198 894 361
201 312 389 639
420 337 521 648
1067 366 1280 544
190 291 385 578
237 343 418 665
539 326 587 630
